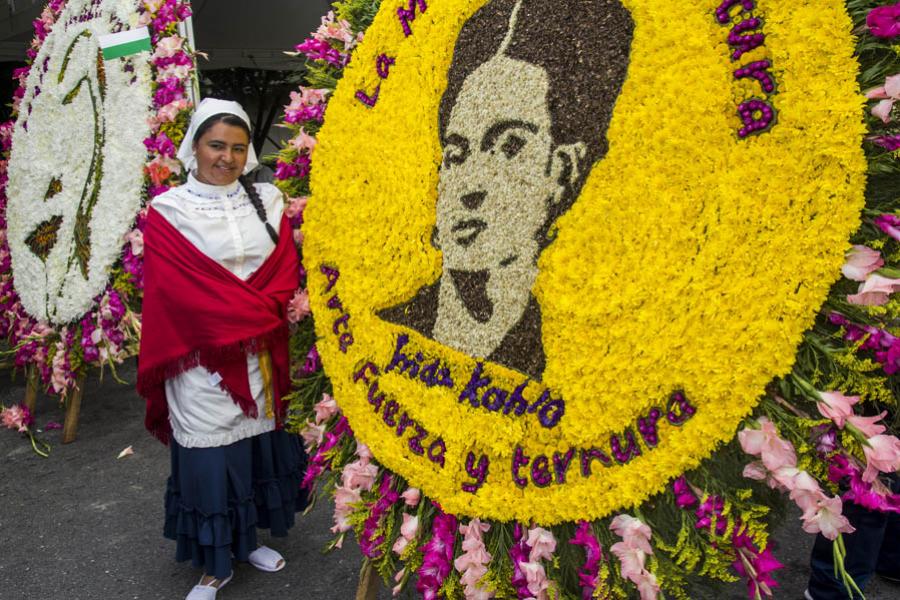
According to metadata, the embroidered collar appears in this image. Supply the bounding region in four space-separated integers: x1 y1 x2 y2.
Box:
184 172 244 200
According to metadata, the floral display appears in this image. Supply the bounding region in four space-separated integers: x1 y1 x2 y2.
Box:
292 0 900 597
0 0 194 398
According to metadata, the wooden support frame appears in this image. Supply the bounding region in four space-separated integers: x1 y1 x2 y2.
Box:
356 561 380 600
62 373 87 444
24 364 39 413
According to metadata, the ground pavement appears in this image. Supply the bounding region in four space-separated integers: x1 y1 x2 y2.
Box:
0 361 895 600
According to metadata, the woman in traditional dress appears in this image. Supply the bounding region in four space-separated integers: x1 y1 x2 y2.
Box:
137 98 307 600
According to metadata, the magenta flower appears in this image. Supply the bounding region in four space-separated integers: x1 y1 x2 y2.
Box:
569 521 603 599
416 508 458 600
359 475 400 558
672 476 698 508
868 3 900 38
295 37 346 67
873 134 900 151
731 527 784 598
874 214 900 241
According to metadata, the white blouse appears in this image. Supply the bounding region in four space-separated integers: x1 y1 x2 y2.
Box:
151 173 285 448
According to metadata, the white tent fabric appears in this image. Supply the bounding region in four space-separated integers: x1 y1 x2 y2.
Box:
0 0 333 69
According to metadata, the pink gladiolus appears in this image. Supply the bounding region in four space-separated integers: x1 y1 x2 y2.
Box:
610 514 653 555
611 514 658 598
801 495 855 540
847 412 888 438
635 572 660 600
868 3 900 39
454 519 493 599
314 11 357 49
610 542 647 582
866 74 900 123
862 434 900 483
777 468 827 512
738 417 797 471
284 196 308 219
331 485 361 534
1 404 32 433
847 274 900 306
816 392 859 429
152 35 183 59
526 527 557 562
313 393 338 424
341 459 378 491
287 289 310 323
300 420 324 451
124 229 144 256
392 513 420 555
743 460 770 483
401 487 421 507
392 568 406 597
842 245 884 281
290 129 317 154
355 442 373 462
519 561 551 600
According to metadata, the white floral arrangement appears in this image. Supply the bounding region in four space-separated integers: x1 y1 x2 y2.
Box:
0 0 194 397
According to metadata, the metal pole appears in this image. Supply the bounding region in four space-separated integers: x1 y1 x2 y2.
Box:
177 5 201 105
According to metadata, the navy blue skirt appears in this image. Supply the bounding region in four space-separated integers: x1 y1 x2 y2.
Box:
164 430 309 579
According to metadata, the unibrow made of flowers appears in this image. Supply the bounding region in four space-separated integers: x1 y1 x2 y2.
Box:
278 1 900 598
0 0 194 400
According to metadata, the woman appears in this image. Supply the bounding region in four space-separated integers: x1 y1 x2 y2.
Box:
137 98 306 600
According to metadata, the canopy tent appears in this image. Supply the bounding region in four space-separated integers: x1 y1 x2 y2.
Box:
0 0 332 68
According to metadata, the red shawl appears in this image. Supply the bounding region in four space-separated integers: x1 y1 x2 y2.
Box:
137 207 299 444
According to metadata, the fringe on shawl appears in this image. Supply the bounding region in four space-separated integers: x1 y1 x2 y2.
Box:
139 323 290 445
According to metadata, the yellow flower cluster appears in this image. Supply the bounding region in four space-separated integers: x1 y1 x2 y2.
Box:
304 0 866 524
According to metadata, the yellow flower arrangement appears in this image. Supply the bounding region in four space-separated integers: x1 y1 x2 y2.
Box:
304 0 866 525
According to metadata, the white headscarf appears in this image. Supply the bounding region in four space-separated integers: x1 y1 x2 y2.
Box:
176 98 259 175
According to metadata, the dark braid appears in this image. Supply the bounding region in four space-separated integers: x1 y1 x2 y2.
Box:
192 111 279 245
239 174 279 245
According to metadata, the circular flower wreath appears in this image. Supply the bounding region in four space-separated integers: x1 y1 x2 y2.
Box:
0 0 193 397
278 1 900 599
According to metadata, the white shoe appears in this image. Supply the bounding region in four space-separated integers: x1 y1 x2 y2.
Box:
186 573 233 600
247 545 286 572
804 590 814 600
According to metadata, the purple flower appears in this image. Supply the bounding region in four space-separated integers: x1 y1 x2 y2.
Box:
868 3 900 39
811 424 839 455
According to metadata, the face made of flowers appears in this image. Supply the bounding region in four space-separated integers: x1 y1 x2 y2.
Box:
435 54 586 274
192 121 250 186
